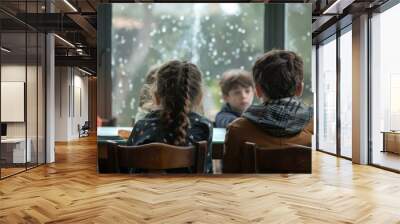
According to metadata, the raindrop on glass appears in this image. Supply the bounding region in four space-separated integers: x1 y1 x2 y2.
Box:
213 50 218 56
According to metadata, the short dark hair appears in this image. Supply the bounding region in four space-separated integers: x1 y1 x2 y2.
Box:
252 50 304 99
219 69 254 96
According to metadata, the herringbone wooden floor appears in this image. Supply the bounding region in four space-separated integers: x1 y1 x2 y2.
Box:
1 136 400 224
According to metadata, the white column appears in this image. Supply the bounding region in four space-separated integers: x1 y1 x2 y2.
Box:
312 45 317 150
352 14 369 164
46 33 55 163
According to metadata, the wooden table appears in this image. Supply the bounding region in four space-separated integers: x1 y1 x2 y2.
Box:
211 128 225 159
97 127 226 173
382 131 400 154
97 127 130 173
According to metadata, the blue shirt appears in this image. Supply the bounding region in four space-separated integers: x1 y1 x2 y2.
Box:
215 103 241 128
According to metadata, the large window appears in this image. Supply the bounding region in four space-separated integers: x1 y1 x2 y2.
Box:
339 28 352 158
316 26 352 159
111 3 264 125
285 4 312 105
371 3 400 171
317 36 337 154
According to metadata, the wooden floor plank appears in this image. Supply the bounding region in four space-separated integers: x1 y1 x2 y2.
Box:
0 136 400 223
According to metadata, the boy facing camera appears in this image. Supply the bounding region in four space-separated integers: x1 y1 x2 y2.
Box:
223 50 313 173
215 69 254 128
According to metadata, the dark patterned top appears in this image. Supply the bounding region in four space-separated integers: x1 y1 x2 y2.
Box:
127 110 213 173
242 97 313 137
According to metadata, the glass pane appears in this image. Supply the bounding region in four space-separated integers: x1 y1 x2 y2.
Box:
38 33 45 165
1 31 27 177
340 29 352 158
371 4 400 170
111 3 264 126
26 0 39 169
317 37 337 154
27 31 38 169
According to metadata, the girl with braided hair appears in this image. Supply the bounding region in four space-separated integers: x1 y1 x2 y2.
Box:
127 60 213 173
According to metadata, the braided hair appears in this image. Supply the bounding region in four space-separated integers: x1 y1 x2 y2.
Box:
156 60 203 146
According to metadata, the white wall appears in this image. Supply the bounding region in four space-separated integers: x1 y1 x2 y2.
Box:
55 67 69 141
1 65 32 137
55 67 89 141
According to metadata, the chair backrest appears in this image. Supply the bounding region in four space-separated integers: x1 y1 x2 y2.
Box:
115 141 207 173
241 142 312 173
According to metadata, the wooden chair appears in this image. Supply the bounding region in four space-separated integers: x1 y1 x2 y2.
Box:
114 141 207 173
241 142 312 173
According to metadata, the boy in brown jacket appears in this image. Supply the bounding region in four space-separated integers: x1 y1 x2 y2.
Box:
223 50 313 173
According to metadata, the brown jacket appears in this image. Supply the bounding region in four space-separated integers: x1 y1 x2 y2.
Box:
223 117 313 173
